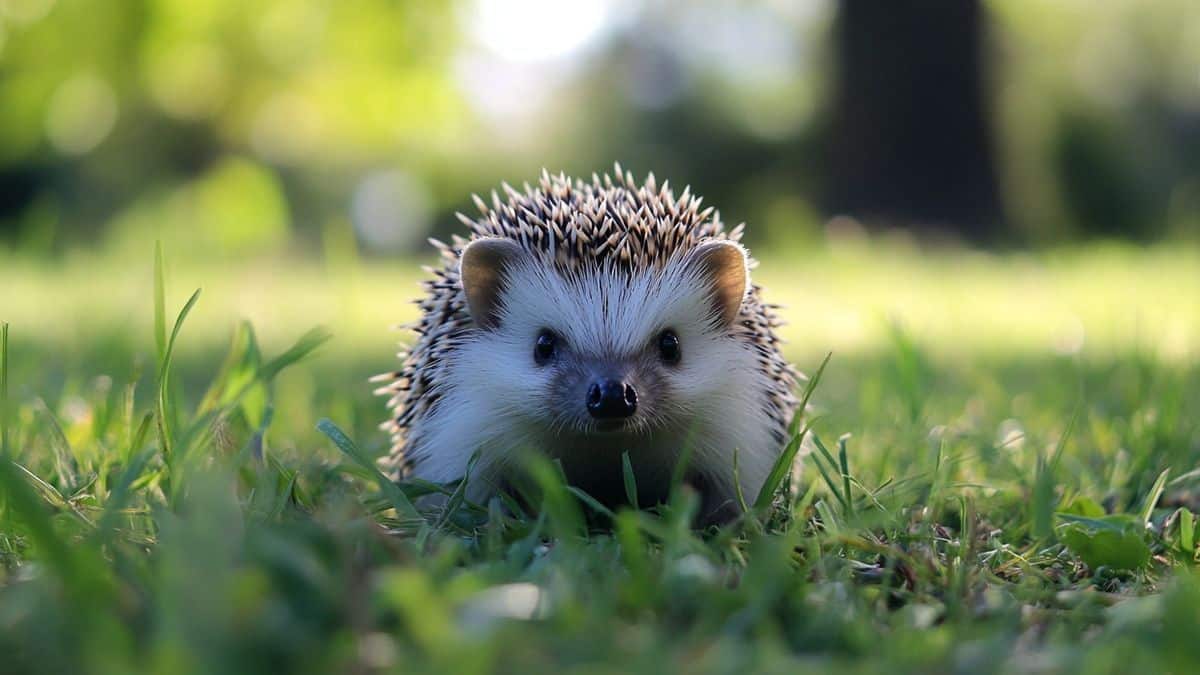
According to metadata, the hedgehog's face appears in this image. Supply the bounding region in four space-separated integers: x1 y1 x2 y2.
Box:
457 238 753 439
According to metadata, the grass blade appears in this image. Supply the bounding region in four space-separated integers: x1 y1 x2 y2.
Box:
838 434 854 517
261 326 333 379
669 423 698 498
1138 468 1170 526
1 322 8 458
434 451 480 530
0 457 77 578
754 352 831 509
1049 403 1079 472
525 455 586 539
796 353 833 425
13 461 68 509
36 401 80 492
567 486 616 519
732 450 750 514
814 498 841 535
1181 508 1195 553
316 418 421 520
156 288 201 462
808 433 849 512
1032 405 1080 540
793 479 820 522
197 321 261 415
154 241 166 364
93 425 154 542
621 451 639 511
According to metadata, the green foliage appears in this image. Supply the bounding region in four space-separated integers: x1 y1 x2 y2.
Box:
0 0 463 255
1058 515 1151 571
109 159 293 258
1164 508 1200 564
989 0 1200 241
1 246 1199 673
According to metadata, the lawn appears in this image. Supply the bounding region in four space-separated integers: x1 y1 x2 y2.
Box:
1 242 1198 674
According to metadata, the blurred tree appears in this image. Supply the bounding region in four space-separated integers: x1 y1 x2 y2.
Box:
990 0 1200 242
826 0 1004 241
1053 108 1159 240
0 0 464 253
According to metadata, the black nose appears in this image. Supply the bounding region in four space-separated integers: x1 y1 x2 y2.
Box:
586 379 638 419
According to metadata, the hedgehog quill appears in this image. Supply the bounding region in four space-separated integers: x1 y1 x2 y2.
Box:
374 165 799 521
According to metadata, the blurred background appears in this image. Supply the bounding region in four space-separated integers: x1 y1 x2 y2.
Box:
3 0 1200 256
1 0 1198 443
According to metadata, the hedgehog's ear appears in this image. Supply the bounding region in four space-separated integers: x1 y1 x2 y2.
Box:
460 238 525 329
689 240 749 328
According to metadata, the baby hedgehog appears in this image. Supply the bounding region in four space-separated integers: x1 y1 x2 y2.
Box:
374 165 799 521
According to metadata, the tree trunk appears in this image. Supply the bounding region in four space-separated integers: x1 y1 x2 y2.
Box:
826 0 1004 241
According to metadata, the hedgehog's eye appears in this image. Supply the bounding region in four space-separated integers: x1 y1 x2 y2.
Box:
534 330 558 364
657 330 681 365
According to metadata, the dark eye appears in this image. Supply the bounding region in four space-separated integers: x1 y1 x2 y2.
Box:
534 330 558 364
658 330 681 364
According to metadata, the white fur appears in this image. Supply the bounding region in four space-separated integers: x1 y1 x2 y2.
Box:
406 252 781 513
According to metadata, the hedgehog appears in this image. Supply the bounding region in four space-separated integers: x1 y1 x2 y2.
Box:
373 165 799 522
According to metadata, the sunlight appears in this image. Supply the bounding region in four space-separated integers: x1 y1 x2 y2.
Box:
467 0 613 63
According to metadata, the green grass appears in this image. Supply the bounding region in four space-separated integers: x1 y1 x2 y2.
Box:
1 243 1198 674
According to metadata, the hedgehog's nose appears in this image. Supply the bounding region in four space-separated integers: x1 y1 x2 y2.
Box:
586 379 638 420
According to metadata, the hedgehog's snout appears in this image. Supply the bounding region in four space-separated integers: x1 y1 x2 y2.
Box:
586 379 638 420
